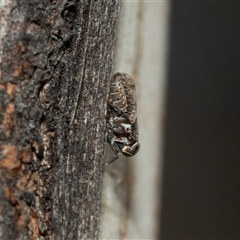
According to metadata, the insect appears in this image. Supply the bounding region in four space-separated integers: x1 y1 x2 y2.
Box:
103 72 140 166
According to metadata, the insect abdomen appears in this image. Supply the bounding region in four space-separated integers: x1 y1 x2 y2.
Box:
108 81 127 112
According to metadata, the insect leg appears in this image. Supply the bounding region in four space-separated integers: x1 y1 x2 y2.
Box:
103 155 120 166
103 141 122 166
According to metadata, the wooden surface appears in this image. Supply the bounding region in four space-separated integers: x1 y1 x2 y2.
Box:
0 1 119 239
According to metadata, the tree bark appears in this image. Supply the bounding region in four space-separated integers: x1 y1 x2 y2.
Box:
0 0 119 239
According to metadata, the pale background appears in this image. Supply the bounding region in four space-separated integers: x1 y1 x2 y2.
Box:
99 1 170 239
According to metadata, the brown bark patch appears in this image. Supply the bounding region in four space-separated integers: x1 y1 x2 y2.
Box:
29 210 40 240
6 83 16 99
0 145 20 170
19 148 30 163
4 187 17 205
1 103 15 133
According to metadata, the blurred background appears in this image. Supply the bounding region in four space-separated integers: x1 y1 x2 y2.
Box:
99 1 240 239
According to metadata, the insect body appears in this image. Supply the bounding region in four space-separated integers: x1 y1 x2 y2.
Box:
103 72 140 166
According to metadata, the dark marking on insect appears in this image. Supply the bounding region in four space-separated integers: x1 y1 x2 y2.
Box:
103 72 140 166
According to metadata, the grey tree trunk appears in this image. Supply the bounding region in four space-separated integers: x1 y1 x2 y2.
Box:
0 1 119 239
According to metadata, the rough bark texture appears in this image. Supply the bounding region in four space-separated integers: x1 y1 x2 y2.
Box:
0 0 119 239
